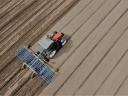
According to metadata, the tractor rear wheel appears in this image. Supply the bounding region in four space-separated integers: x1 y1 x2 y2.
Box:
49 50 56 58
62 39 67 46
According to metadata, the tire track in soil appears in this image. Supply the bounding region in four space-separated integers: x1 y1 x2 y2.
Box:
0 0 11 9
0 0 50 44
0 0 24 19
0 0 79 95
0 68 29 95
0 0 37 30
2 0 66 95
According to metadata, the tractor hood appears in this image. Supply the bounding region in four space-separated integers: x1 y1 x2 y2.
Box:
37 36 53 50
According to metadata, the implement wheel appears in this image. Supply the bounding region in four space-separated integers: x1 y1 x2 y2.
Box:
21 64 26 70
31 73 36 79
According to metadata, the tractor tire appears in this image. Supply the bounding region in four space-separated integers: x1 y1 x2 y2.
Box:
62 39 67 46
49 50 56 58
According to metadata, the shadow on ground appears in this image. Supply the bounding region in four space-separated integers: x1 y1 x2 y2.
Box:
54 34 73 59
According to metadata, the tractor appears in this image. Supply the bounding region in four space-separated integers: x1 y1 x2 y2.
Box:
16 31 67 83
33 31 67 61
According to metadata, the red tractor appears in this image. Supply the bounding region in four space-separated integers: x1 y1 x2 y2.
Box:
35 31 67 60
